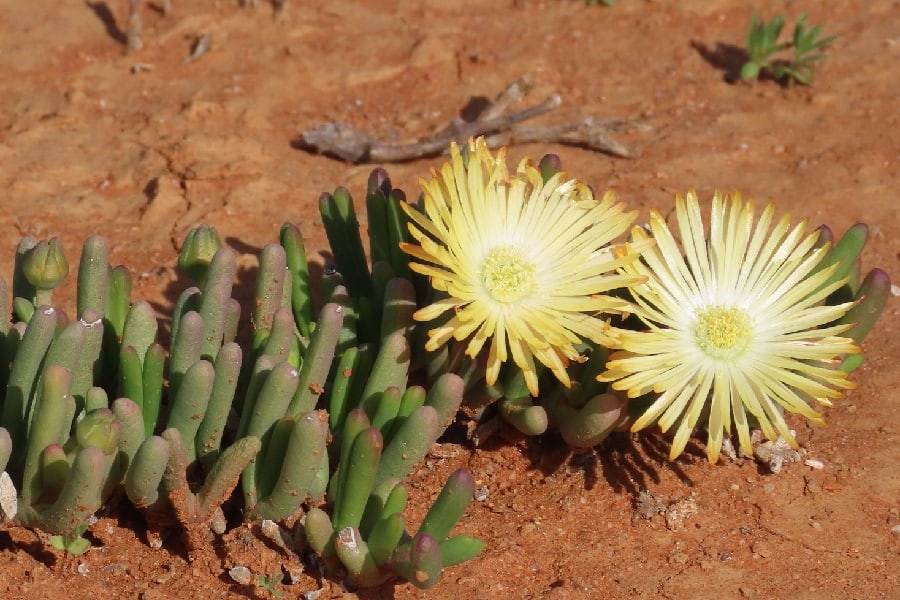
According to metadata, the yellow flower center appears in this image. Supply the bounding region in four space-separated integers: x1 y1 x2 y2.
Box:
693 305 753 360
480 246 536 303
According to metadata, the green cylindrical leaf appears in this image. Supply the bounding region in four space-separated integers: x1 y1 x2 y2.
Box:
105 264 132 344
359 478 406 539
366 169 394 268
329 408 371 501
223 298 241 345
538 153 563 183
198 247 236 360
241 361 299 506
391 532 443 589
197 342 242 466
335 526 387 588
328 346 360 432
168 310 204 399
11 297 34 324
169 287 200 347
290 303 344 416
254 416 294 502
166 359 215 462
380 278 416 344
304 507 334 556
159 428 199 522
44 317 87 378
126 435 169 507
815 223 868 292
320 188 372 298
252 243 287 353
141 343 166 437
418 469 475 542
369 387 402 433
253 410 329 521
545 391 627 449
374 405 438 488
839 268 891 345
39 443 70 498
261 307 297 364
120 300 158 365
71 310 104 402
498 396 548 436
112 397 145 471
119 345 144 408
84 386 109 412
360 332 409 416
18 446 105 536
334 428 382 532
235 354 277 438
76 235 109 319
22 364 75 503
243 361 299 439
280 222 313 338
424 373 464 431
197 435 261 519
4 305 59 464
439 534 485 567
367 512 405 567
383 386 426 444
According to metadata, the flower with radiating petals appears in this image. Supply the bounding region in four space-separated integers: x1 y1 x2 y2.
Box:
599 191 859 463
400 137 648 396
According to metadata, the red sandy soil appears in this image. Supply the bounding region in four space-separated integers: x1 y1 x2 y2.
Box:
0 1 897 598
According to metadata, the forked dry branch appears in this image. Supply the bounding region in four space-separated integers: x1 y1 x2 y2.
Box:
298 74 649 163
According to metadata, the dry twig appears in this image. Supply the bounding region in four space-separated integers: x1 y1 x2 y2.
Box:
296 74 648 163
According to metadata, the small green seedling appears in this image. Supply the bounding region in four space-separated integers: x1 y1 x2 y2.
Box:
741 13 838 85
257 572 284 598
49 523 91 555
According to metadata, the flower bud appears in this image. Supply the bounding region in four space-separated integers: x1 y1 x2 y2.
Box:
75 408 121 455
178 225 222 285
23 238 69 291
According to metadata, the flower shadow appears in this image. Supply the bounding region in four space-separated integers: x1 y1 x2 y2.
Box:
525 431 702 496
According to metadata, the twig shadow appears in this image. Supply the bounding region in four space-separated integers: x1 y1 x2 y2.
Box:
85 1 127 46
691 39 748 84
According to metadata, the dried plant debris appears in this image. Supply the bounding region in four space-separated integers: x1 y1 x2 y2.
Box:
632 490 698 531
297 74 648 162
720 430 808 474
753 435 803 474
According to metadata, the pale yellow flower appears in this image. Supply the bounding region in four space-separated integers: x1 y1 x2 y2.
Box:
400 138 647 396
599 191 860 463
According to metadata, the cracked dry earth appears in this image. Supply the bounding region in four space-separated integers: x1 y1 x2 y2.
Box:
0 1 898 599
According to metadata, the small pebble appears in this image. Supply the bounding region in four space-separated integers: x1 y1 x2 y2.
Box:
804 458 824 470
229 566 253 586
474 485 489 502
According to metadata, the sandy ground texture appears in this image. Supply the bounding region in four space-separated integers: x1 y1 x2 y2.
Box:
0 1 898 598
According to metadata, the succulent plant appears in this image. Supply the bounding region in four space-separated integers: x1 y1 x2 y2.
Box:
813 223 891 372
303 408 480 590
